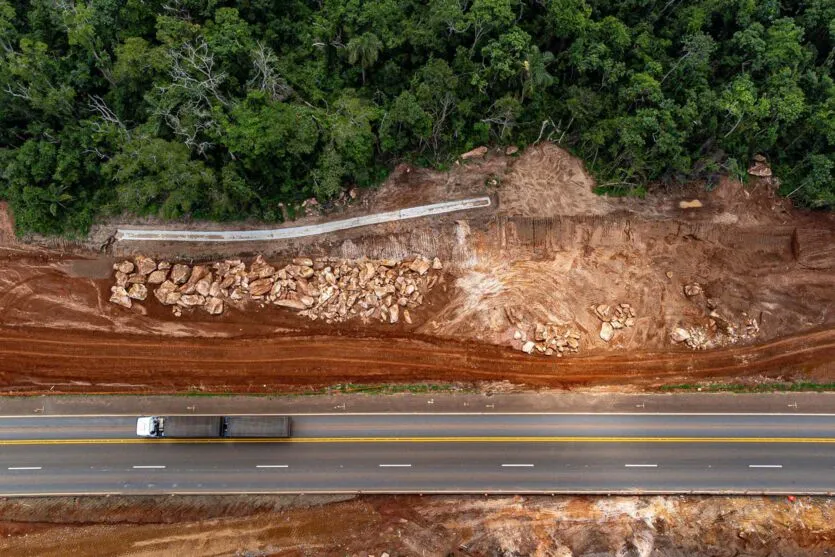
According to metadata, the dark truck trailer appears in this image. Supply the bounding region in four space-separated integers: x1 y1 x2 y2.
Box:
222 416 291 438
137 415 291 438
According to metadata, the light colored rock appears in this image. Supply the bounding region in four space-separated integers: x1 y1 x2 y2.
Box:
114 271 128 287
127 273 146 284
403 310 412 324
293 257 313 267
134 255 157 276
748 159 772 177
275 298 307 310
195 276 213 297
625 317 636 327
114 260 134 274
665 271 673 279
249 278 274 296
679 199 703 209
171 264 190 284
204 297 224 315
599 322 615 342
505 145 519 155
521 341 536 354
670 327 691 343
300 295 316 308
432 257 443 270
684 283 703 297
594 304 611 320
379 259 397 267
249 255 276 279
461 146 488 160
109 286 132 308
127 283 147 301
610 319 623 330
209 281 221 298
409 258 431 275
157 261 171 271
147 270 167 284
389 303 399 324
178 294 205 307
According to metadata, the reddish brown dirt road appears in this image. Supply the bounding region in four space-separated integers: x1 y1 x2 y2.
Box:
1 326 833 393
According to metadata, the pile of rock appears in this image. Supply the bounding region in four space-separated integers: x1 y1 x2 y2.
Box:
593 303 636 342
261 255 441 324
514 323 581 357
109 254 442 324
672 282 761 350
109 256 170 310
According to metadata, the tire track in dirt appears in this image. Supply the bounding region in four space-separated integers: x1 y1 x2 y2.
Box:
0 326 833 393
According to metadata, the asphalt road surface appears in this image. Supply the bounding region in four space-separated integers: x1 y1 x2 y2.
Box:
1 413 834 495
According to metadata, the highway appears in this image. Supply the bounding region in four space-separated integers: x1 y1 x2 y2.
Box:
1 413 835 495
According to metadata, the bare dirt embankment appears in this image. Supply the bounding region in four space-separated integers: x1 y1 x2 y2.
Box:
1 145 834 392
2 494 834 556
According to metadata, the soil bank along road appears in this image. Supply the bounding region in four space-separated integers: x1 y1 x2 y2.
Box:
2 413 835 495
1 326 835 392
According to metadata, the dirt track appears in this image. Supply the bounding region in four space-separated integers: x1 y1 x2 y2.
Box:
1 325 833 393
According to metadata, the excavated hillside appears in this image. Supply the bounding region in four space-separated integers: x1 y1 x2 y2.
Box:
0 145 834 392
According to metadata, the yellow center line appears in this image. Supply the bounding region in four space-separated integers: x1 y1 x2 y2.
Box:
2 436 835 445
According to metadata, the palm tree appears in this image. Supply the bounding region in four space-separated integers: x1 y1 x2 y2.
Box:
347 32 383 84
522 46 555 100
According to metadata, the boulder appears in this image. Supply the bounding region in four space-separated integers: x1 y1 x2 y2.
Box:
127 283 148 301
127 274 146 285
409 257 431 276
109 286 132 308
670 327 691 343
460 146 488 160
678 199 703 209
403 310 412 324
154 281 181 306
599 322 615 342
208 281 222 298
249 255 275 279
204 297 224 315
249 278 274 296
134 255 157 276
179 265 208 294
505 145 519 155
178 294 205 307
293 257 314 267
389 303 399 324
114 271 129 287
147 270 168 284
114 260 135 274
748 159 772 177
521 341 536 354
432 257 443 270
157 261 172 271
684 283 703 297
275 299 307 310
171 264 191 285
195 275 213 297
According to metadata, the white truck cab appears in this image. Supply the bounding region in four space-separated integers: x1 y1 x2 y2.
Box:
136 416 159 437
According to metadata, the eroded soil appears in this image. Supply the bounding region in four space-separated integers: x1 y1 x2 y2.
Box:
0 145 834 392
2 494 834 556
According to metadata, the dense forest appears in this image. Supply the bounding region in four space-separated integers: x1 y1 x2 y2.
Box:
0 0 833 235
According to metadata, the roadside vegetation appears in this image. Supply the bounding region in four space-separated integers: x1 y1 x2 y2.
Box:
1 0 833 236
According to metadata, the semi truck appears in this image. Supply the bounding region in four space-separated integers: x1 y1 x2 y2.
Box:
136 415 292 438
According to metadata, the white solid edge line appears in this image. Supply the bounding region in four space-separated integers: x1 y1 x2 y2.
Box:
7 466 42 470
378 464 412 468
3 489 833 497
256 465 289 468
4 412 835 418
501 464 535 467
132 465 166 469
749 464 783 468
625 464 658 468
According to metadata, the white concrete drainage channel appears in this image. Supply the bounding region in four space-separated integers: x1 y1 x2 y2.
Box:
116 197 491 243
